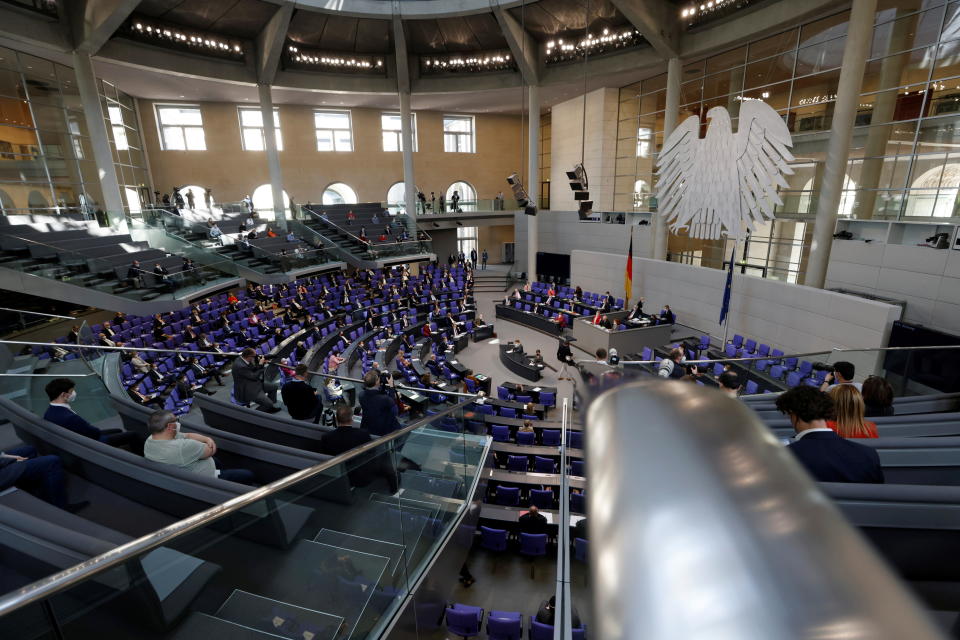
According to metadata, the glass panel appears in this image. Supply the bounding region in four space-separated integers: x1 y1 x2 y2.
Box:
870 5 945 58
184 127 206 151
932 38 960 80
744 54 794 89
157 105 203 126
242 128 263 151
916 115 960 153
794 39 846 76
316 130 333 151
799 11 851 48
162 126 185 150
315 111 349 128
0 69 26 99
749 29 799 60
335 130 352 151
705 46 747 74
239 107 263 127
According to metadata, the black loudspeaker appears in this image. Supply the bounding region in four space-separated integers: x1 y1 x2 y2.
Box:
577 201 593 220
574 192 591 201
524 205 537 216
507 173 536 216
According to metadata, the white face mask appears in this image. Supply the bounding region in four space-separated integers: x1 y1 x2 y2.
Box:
67 390 77 403
173 421 181 434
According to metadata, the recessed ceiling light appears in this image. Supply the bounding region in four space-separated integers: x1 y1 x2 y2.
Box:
179 95 184 98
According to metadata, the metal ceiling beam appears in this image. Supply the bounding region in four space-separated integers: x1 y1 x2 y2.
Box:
493 7 538 84
392 15 410 94
65 0 140 55
609 0 680 59
255 3 293 85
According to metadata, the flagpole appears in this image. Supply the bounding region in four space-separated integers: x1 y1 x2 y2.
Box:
722 236 735 347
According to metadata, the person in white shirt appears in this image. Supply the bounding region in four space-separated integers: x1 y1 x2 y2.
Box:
820 361 862 392
144 410 255 484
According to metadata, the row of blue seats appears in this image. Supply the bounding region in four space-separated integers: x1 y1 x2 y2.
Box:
444 600 587 640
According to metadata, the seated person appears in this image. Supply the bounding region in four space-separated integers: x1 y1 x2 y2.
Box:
573 515 587 540
776 386 884 484
320 405 398 493
281 364 322 423
537 595 582 628
827 385 878 438
43 378 141 453
820 360 862 392
144 410 256 485
627 297 646 322
659 304 676 324
0 445 86 512
130 351 151 374
327 350 346 371
519 504 549 536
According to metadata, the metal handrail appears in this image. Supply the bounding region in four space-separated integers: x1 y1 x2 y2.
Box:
0 395 479 618
619 343 960 367
586 380 946 640
306 208 432 246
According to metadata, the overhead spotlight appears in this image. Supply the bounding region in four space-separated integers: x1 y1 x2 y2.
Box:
568 163 592 219
577 201 594 221
507 173 536 216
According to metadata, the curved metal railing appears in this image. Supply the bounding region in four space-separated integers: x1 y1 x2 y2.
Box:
586 379 946 640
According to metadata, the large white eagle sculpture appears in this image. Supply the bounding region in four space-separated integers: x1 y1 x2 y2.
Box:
655 101 794 239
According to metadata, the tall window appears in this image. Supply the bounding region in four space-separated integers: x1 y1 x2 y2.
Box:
443 115 475 153
107 106 128 151
238 107 282 151
155 104 206 150
457 226 478 257
314 110 353 151
636 127 651 158
381 112 417 152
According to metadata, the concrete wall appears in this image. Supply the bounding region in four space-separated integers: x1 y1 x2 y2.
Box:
431 229 458 263
549 88 619 212
138 101 523 205
826 239 960 336
477 224 514 264
570 252 903 377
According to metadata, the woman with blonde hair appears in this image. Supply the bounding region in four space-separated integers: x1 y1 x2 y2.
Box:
827 384 878 438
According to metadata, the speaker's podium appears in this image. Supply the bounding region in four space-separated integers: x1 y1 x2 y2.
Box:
571 312 675 358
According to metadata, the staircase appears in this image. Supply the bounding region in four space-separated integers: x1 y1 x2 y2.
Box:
293 211 434 269
472 269 512 294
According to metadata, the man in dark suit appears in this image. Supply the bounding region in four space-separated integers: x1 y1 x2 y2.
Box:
536 596 581 628
320 404 397 492
281 364 322 423
0 445 85 511
359 371 401 437
777 386 884 484
659 304 676 325
627 298 646 322
232 348 279 412
43 378 141 453
518 504 549 536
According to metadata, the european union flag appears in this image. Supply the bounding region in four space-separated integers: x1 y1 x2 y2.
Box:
719 245 735 325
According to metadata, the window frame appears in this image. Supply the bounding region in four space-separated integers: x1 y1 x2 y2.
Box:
381 112 418 152
237 106 283 152
313 109 354 152
154 103 207 151
442 114 476 153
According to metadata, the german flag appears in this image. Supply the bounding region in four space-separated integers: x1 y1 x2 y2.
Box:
624 234 634 303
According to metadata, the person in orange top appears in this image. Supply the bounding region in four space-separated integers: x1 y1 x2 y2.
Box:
826 384 878 438
265 226 278 238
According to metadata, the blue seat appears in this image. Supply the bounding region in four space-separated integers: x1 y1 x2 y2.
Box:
786 371 802 388
476 404 495 415
757 344 770 357
530 619 554 640
570 491 585 513
500 407 517 419
744 380 759 395
486 610 522 640
724 344 737 358
744 338 757 354
698 334 711 351
713 362 724 377
497 386 511 401
514 395 532 403
530 488 554 509
533 456 556 473
506 455 528 471
495 486 520 506
491 425 511 442
519 533 547 559
516 430 536 445
446 603 483 639
755 359 770 373
731 334 744 348
769 365 784 380
568 431 583 449
574 537 588 562
798 360 813 375
570 460 585 476
480 526 508 552
541 429 561 446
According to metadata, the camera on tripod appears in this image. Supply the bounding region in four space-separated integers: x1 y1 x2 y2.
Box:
811 362 835 373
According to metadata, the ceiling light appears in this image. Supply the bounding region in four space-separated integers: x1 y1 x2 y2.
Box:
126 16 245 58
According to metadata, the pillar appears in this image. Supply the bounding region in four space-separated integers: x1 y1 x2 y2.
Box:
399 90 418 238
653 57 681 261
257 83 286 229
804 0 878 288
71 51 125 228
527 84 539 283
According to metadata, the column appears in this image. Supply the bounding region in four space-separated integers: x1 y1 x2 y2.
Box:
527 83 539 283
399 90 418 239
652 57 681 261
804 0 878 288
257 83 286 230
71 51 125 228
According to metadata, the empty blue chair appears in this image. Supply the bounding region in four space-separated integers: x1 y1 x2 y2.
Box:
574 537 588 562
570 491 585 513
476 404 495 415
446 603 483 639
497 386 511 401
464 378 478 393
506 455 528 471
757 344 770 357
641 346 653 361
529 619 554 640
495 486 520 506
501 407 517 419
744 338 757 354
479 526 508 552
486 610 522 640
755 359 770 373
533 456 556 473
784 356 798 370
568 431 583 449
786 371 802 388
541 429 561 446
744 380 759 395
731 334 744 348
698 334 711 351
491 425 511 442
570 460 585 476
724 343 737 358
519 533 547 559
798 360 813 376
769 365 784 380
713 362 724 377
515 395 532 403
516 430 536 445
530 488 554 509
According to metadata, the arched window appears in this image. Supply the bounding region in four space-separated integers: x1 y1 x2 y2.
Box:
0 188 14 212
323 182 358 205
445 181 476 211
387 182 419 205
252 183 290 212
27 190 48 210
907 163 960 217
798 175 857 217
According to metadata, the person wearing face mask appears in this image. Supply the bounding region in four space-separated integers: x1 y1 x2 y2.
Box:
144 410 256 485
43 378 141 453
